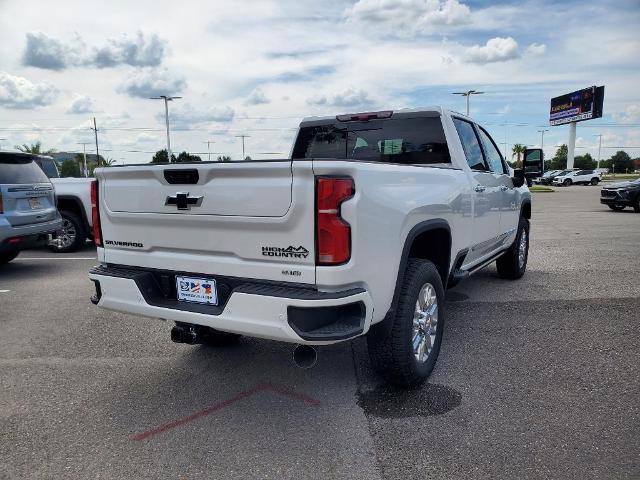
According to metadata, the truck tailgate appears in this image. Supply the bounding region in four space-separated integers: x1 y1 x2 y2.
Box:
95 161 317 284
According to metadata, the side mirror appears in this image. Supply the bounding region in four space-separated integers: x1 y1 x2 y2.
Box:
523 148 544 179
512 168 525 187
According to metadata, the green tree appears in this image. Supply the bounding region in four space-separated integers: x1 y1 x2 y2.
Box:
176 151 202 163
59 159 81 177
15 141 55 155
574 153 596 169
151 149 176 163
548 144 568 170
511 144 526 168
217 155 232 162
607 150 634 173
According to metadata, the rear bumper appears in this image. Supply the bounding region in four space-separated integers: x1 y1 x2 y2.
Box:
89 264 373 345
0 216 62 253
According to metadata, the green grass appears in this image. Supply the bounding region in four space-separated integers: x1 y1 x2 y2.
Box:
529 185 555 192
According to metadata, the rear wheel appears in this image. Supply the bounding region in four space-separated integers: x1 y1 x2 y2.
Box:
590 178 599 185
496 216 529 280
608 205 625 211
49 211 86 253
0 251 19 265
367 259 445 388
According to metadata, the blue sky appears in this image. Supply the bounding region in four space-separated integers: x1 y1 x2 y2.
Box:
0 0 639 163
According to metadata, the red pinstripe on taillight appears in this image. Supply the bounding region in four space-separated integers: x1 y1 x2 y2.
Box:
315 176 354 265
90 179 102 247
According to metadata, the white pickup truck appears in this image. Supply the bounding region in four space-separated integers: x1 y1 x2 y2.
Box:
89 107 537 386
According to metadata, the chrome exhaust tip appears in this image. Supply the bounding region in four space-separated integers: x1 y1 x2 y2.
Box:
293 344 317 369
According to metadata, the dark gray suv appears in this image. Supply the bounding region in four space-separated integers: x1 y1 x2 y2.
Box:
0 152 62 264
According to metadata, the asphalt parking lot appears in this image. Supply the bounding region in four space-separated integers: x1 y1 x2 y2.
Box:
1 186 638 479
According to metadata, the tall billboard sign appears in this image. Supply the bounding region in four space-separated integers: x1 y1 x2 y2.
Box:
549 86 604 126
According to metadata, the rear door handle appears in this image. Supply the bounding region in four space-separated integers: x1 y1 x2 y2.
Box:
474 185 486 192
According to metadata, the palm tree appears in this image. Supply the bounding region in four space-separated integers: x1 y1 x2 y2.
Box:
512 144 526 168
15 141 56 155
100 157 116 167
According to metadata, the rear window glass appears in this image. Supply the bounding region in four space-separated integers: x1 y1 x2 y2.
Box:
292 116 451 165
35 157 60 178
0 155 50 184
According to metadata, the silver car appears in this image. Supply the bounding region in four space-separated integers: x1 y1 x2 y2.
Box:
0 152 62 265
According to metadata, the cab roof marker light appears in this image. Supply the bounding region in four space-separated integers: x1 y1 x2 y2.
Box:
336 111 393 122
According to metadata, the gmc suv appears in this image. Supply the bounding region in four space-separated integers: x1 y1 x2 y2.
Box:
89 107 536 386
0 152 62 264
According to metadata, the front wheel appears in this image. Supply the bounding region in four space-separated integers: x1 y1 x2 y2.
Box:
367 259 445 388
563 179 572 186
496 216 529 280
0 250 19 265
633 195 640 213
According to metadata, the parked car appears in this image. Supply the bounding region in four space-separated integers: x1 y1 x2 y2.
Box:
0 152 62 264
534 170 560 184
88 107 534 387
600 178 640 212
552 169 601 186
34 156 93 252
537 169 572 185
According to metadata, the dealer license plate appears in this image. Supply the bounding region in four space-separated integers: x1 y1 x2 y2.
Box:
28 197 42 209
176 276 218 305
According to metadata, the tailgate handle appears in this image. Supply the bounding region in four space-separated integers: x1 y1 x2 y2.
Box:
164 169 199 184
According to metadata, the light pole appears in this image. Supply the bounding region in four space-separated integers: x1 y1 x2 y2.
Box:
537 129 549 172
452 90 485 116
77 142 90 177
203 140 215 162
150 95 182 162
235 135 250 159
594 134 602 170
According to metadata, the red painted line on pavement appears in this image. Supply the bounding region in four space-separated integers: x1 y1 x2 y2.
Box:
131 383 320 441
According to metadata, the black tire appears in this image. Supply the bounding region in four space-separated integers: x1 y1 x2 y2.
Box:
496 216 530 280
608 205 625 211
367 259 445 388
0 250 19 265
200 328 242 347
590 178 599 185
49 211 87 253
563 179 572 186
632 196 640 213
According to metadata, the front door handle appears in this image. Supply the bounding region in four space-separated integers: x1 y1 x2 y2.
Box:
474 185 486 192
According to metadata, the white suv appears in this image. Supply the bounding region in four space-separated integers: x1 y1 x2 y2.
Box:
553 169 601 186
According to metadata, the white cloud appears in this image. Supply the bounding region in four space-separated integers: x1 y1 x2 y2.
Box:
66 94 95 114
345 0 471 35
525 43 546 56
464 36 519 63
244 88 270 106
162 103 235 130
117 68 186 98
307 87 373 108
613 104 640 123
23 31 166 70
0 72 58 109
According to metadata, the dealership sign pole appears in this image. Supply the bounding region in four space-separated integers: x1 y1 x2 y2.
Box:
550 86 604 169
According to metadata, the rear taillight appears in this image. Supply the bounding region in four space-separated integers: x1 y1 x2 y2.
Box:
316 177 354 265
90 180 102 247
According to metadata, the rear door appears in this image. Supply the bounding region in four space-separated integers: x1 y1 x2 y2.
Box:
476 126 519 243
452 118 502 263
0 154 57 227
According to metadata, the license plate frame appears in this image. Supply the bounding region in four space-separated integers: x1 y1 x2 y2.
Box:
176 276 218 306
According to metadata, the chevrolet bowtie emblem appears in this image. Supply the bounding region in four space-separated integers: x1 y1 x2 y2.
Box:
165 192 204 210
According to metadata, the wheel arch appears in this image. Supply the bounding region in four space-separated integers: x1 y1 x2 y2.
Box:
56 196 90 235
521 200 531 219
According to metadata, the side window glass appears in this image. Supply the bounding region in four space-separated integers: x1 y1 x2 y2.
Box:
477 127 506 175
453 118 486 171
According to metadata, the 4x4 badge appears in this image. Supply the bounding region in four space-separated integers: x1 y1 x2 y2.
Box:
165 192 204 210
